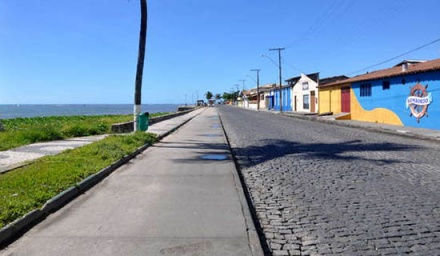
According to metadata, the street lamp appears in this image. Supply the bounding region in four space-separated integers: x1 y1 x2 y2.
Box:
250 69 260 110
234 84 240 105
239 79 246 91
261 54 279 67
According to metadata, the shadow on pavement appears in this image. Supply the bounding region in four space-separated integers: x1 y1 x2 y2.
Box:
231 139 422 168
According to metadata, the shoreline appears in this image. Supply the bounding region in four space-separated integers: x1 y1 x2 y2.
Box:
0 104 183 119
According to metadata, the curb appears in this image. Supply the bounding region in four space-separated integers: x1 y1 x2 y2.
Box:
217 110 267 256
0 111 202 248
0 142 151 248
248 107 440 143
280 112 440 143
111 109 197 133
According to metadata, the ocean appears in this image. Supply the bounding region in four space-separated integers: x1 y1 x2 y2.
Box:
0 104 181 119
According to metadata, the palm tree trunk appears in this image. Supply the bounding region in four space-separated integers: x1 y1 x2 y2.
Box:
134 0 147 131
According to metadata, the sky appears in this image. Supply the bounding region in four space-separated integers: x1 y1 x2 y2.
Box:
1 0 440 104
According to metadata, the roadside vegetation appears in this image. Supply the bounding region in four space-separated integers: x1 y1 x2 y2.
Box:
0 113 168 151
0 132 157 229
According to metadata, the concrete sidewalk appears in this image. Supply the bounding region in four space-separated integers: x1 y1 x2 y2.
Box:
0 107 263 256
0 109 204 174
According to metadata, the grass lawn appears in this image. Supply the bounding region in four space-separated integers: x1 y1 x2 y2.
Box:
0 132 157 229
0 113 168 151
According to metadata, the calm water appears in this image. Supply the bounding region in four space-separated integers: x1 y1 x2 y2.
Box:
0 104 181 119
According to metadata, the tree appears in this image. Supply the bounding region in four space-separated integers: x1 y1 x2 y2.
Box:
221 92 237 102
205 91 213 101
134 0 147 131
0 120 3 132
215 93 221 101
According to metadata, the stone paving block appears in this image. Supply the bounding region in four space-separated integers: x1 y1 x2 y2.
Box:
270 242 282 250
218 106 440 256
272 250 289 256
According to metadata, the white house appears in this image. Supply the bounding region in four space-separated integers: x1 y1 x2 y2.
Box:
287 73 319 113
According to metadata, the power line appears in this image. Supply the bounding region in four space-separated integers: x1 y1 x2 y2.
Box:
281 57 304 74
284 1 341 49
347 37 440 75
317 0 411 64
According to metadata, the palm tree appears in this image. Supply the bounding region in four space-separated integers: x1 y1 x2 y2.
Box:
205 91 213 101
134 0 147 131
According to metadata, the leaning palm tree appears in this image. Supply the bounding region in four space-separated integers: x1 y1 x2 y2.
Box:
134 0 147 131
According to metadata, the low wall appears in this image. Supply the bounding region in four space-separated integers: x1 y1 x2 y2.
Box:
111 109 195 133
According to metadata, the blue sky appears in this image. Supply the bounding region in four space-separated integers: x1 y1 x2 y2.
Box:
1 0 439 104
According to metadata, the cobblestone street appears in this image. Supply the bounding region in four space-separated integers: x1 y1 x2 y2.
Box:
218 106 440 255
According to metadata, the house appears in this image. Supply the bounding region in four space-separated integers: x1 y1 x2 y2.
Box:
321 58 440 129
286 73 348 114
286 73 319 113
241 90 252 109
269 84 291 111
317 75 350 115
259 83 277 110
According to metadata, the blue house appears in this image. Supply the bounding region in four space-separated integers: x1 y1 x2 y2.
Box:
324 58 440 129
269 85 291 111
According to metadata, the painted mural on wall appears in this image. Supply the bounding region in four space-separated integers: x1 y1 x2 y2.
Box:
351 71 440 129
406 83 432 123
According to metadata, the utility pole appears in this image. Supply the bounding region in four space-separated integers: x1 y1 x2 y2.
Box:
269 47 285 112
239 79 246 91
234 84 240 105
250 69 260 110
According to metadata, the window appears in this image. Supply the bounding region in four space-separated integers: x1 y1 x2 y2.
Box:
303 94 310 109
382 81 390 90
360 83 372 97
302 82 309 90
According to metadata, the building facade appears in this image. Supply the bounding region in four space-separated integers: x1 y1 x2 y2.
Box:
318 76 350 115
268 85 291 111
323 59 440 129
287 73 319 113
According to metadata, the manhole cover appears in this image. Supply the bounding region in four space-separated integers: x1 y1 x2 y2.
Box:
199 154 228 160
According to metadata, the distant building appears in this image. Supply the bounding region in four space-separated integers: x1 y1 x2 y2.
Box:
286 73 320 113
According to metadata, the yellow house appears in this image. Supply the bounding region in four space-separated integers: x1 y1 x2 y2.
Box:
317 76 349 115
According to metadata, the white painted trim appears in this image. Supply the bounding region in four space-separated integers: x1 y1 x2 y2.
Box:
133 105 142 132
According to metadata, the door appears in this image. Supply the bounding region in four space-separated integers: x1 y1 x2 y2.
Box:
294 96 297 111
267 95 274 110
341 87 351 112
310 91 316 113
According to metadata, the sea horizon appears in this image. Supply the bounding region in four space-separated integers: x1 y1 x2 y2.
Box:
0 104 184 119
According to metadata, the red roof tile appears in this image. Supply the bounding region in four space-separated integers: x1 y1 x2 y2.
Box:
321 58 440 88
